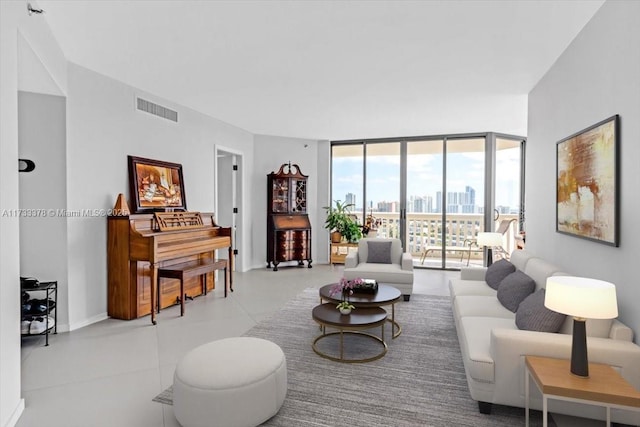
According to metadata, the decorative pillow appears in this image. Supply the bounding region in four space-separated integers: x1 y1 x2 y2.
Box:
485 259 516 290
367 241 392 264
516 289 567 332
497 270 535 312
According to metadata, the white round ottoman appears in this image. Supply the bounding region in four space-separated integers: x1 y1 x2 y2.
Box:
173 337 287 427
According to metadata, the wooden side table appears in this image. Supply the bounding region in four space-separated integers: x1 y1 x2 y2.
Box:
330 242 358 265
525 356 640 427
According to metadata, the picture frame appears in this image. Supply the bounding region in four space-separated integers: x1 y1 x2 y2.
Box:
128 155 187 213
556 115 619 246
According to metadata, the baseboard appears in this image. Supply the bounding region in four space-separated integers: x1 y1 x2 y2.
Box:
68 312 108 331
3 398 24 427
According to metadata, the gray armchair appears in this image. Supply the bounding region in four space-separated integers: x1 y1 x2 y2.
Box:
343 238 414 301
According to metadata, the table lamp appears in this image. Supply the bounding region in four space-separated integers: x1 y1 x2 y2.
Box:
476 232 503 266
544 276 618 377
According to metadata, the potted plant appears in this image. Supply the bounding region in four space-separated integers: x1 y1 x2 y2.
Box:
330 277 364 315
362 210 382 238
341 218 363 243
336 301 355 315
323 200 356 243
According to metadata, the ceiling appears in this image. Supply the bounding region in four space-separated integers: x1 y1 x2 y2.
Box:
37 0 604 141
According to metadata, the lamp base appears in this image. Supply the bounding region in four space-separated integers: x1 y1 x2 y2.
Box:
487 249 493 266
571 317 589 378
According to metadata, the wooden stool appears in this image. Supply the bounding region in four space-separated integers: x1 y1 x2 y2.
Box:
157 258 230 317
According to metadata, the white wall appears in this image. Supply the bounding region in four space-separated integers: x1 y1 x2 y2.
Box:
253 135 324 269
527 0 640 338
64 63 255 329
18 92 69 329
0 1 67 425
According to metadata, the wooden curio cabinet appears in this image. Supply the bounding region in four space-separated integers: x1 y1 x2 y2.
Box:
267 163 312 271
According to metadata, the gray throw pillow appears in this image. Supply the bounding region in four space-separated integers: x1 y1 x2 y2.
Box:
367 241 392 264
516 289 567 333
497 270 535 312
485 259 516 290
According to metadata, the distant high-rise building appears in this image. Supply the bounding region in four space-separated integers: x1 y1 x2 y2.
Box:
413 197 424 213
345 192 356 207
436 191 442 213
461 204 475 213
447 204 460 213
377 201 397 212
465 186 476 206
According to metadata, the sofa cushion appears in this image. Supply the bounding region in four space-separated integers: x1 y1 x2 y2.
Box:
458 316 518 383
449 279 497 301
485 259 516 290
367 241 392 264
509 249 533 272
558 316 614 338
515 289 566 332
523 258 563 291
454 295 515 319
497 271 535 312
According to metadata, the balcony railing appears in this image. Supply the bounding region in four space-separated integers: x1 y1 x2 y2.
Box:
364 213 520 268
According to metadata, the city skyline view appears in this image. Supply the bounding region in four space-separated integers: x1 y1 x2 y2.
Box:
332 143 521 216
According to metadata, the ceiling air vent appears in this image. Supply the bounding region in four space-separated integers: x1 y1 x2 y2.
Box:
136 97 178 122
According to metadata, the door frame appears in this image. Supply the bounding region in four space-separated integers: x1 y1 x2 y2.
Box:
214 145 244 272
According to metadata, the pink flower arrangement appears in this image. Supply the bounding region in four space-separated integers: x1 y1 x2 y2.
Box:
330 277 364 301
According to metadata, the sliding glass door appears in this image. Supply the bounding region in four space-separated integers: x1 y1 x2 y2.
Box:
442 137 486 268
406 140 444 265
365 143 401 239
330 133 525 270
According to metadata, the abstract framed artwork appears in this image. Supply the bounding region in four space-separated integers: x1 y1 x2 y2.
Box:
556 115 619 246
128 155 187 213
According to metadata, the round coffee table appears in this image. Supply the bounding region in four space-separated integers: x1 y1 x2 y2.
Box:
319 283 402 338
311 303 387 363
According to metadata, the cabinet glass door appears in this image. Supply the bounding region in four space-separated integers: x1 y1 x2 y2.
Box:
272 178 289 213
291 179 307 212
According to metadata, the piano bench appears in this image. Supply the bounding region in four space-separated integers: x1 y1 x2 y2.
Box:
157 258 230 317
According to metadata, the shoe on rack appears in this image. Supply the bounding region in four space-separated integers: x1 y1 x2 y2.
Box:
21 319 31 334
25 298 55 315
29 316 55 334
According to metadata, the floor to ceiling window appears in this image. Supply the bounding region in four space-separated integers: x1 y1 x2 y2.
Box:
331 133 525 270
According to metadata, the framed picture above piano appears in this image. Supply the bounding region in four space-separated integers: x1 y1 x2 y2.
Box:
128 155 187 213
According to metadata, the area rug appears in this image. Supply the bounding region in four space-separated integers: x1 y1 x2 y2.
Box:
154 289 550 426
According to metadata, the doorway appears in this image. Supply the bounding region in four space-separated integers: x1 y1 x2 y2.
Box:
215 146 244 272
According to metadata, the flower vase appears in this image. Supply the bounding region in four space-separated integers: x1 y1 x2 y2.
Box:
339 307 352 315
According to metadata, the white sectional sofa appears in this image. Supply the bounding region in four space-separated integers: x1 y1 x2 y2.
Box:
449 250 640 424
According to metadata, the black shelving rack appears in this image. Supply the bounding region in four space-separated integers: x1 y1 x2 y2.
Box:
21 281 57 346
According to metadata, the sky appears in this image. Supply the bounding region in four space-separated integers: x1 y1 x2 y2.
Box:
331 147 521 212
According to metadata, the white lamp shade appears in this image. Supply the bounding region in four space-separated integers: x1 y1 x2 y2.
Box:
544 276 618 319
476 232 503 247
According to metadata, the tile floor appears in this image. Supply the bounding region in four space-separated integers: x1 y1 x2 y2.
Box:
17 265 595 427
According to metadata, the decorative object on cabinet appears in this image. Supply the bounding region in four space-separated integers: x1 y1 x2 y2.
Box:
21 279 57 346
113 193 131 216
556 115 619 246
267 162 312 271
128 155 187 213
